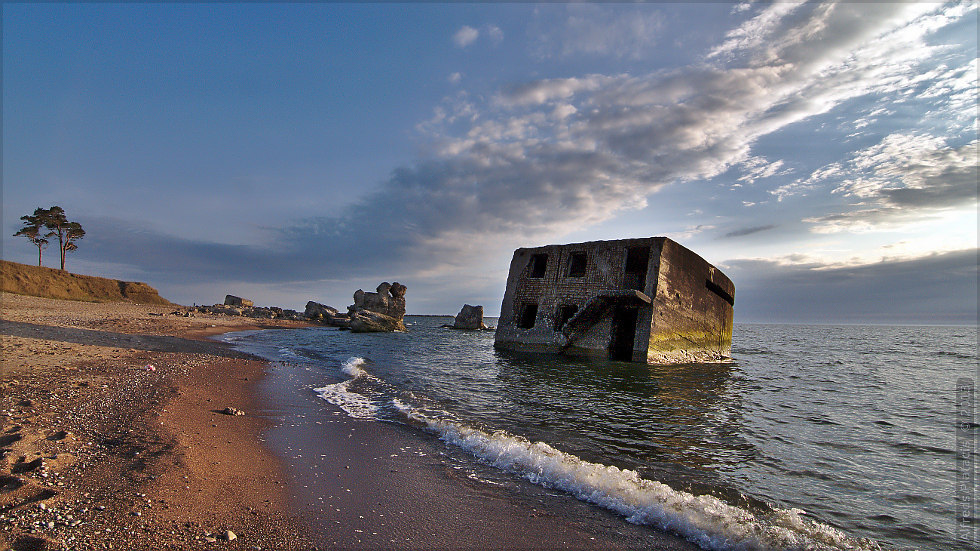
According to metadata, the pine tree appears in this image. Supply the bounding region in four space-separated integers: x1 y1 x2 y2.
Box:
42 206 86 271
13 208 54 266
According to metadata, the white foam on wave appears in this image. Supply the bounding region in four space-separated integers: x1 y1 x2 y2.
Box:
390 399 879 551
313 357 378 420
340 356 369 377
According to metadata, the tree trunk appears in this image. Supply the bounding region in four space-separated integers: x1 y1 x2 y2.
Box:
58 232 65 270
37 245 43 267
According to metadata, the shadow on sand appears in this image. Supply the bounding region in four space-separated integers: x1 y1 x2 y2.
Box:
0 319 253 360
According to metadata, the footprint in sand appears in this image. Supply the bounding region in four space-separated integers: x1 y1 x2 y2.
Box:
0 474 25 492
45 430 70 441
0 432 23 447
11 457 43 474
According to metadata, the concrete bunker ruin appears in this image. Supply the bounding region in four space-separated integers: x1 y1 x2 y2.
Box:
493 237 734 364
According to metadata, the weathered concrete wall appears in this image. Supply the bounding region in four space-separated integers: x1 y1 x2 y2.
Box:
494 237 733 364
646 240 734 363
495 238 662 358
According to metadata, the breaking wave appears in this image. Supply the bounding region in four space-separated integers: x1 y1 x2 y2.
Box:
390 399 879 551
317 357 880 551
313 357 378 419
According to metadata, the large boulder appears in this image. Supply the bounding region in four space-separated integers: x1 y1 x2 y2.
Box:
347 282 407 332
305 300 350 326
305 301 338 319
225 295 254 308
453 304 487 330
349 310 403 333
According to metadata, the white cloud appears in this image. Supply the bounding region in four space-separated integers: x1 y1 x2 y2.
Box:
736 155 789 185
666 224 715 241
728 230 976 271
453 26 479 48
798 134 978 232
498 75 609 106
708 2 805 62
530 4 666 60
550 103 577 121
448 72 462 85
453 24 504 49
486 24 504 44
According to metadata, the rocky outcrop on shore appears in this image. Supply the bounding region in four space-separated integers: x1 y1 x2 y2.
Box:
192 302 306 321
348 282 407 333
224 295 253 308
304 301 351 327
190 283 407 331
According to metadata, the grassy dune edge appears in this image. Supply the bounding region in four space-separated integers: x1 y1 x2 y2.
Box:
0 260 170 305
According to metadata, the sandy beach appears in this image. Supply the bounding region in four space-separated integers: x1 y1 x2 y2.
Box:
1 292 698 550
0 292 317 550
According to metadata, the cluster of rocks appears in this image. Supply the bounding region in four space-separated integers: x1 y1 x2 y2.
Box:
191 295 306 321
306 282 409 332
196 284 409 333
348 282 407 333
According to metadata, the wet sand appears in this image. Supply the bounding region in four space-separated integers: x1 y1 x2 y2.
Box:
1 292 698 550
250 336 701 550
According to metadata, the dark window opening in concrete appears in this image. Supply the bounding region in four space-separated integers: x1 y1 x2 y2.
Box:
529 254 549 278
567 252 588 277
706 279 735 306
609 306 639 361
554 305 579 331
624 246 649 291
518 303 538 329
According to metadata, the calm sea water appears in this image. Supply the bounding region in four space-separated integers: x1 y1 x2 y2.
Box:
222 320 978 551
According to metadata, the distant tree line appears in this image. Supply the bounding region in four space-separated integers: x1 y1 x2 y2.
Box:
13 206 86 270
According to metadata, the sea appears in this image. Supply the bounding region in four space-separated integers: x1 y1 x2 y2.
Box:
219 319 978 551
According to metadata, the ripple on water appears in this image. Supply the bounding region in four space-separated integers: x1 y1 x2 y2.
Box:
228 321 976 551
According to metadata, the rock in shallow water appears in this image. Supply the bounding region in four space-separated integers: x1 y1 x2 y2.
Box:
452 304 487 330
347 282 407 332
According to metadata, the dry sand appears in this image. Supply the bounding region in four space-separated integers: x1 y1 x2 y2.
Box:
0 292 316 550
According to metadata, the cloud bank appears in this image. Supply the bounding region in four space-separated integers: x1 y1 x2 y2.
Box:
726 248 978 324
284 2 974 275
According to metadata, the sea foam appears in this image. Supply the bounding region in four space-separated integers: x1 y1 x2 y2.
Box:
313 357 378 419
319 357 878 551
390 399 879 551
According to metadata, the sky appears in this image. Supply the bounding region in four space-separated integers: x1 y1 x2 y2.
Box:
3 2 977 324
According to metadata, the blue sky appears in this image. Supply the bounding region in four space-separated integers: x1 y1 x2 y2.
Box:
3 2 977 324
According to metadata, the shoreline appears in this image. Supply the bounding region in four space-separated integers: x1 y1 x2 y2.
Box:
2 293 698 550
0 292 316 550
245 329 701 550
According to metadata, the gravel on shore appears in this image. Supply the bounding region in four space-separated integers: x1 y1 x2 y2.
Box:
0 292 316 550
